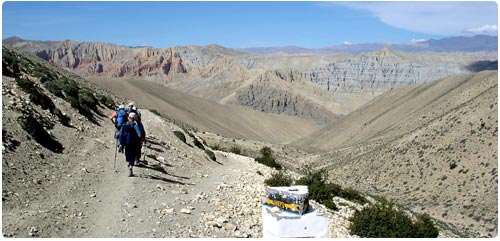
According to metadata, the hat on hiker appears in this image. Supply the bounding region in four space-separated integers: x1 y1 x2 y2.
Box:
129 112 137 119
118 104 125 109
128 102 135 107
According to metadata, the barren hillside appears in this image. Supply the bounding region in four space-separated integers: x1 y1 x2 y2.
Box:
87 76 320 144
5 38 496 125
6 44 456 239
0 45 324 238
294 71 498 237
2 42 491 238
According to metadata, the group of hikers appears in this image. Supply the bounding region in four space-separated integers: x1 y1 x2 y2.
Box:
110 101 146 177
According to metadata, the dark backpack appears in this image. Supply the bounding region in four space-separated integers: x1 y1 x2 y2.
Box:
115 109 127 129
137 121 146 142
119 123 139 146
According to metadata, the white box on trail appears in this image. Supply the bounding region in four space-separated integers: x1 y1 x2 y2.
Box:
261 204 328 238
263 185 309 215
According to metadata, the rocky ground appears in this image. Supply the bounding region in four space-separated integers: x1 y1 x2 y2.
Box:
2 95 367 238
1 45 466 238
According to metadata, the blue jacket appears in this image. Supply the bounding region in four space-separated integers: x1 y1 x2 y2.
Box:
118 121 142 146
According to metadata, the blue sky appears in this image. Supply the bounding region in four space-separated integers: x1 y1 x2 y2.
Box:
2 1 498 48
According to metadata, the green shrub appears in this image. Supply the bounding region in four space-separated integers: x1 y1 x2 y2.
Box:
2 48 21 78
96 94 115 108
193 137 205 150
414 213 440 238
349 198 438 238
264 170 294 186
295 167 367 209
255 147 282 170
340 188 368 205
65 96 80 109
322 199 338 211
60 79 79 97
16 77 55 110
210 144 221 151
230 146 242 155
65 96 93 119
43 81 64 98
296 169 338 208
173 130 186 143
150 109 161 116
17 114 63 153
205 149 216 161
78 88 98 111
261 146 272 157
52 108 71 127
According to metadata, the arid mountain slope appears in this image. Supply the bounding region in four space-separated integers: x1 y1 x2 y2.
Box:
5 38 496 124
88 77 320 144
303 49 497 96
294 71 498 237
2 45 307 238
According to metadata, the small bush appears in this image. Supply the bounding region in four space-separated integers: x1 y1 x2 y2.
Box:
322 199 338 211
16 77 55 110
150 109 161 116
65 96 80 110
43 81 64 98
255 147 282 170
449 162 457 169
96 94 115 108
349 198 439 238
230 146 242 155
340 188 368 205
2 48 21 78
193 137 205 150
173 131 186 143
78 88 98 111
52 108 71 127
210 144 221 151
264 170 293 186
296 166 368 209
60 79 79 97
205 149 216 161
17 114 63 153
296 169 339 207
65 96 93 119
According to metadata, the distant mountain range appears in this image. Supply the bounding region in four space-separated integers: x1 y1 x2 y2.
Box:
237 35 498 54
2 35 497 125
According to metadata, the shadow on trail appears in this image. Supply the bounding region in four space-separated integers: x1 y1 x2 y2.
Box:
144 154 172 167
147 146 164 153
208 157 224 166
145 139 165 146
137 163 190 180
137 174 188 185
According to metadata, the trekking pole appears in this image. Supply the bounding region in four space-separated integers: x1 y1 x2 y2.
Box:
113 131 118 170
142 140 147 162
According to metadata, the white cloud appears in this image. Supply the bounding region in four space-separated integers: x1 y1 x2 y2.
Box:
328 2 498 36
411 38 426 43
463 24 498 35
343 41 352 45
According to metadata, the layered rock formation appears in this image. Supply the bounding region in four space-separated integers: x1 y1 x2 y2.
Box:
230 69 340 124
294 71 498 237
301 48 488 95
4 38 497 125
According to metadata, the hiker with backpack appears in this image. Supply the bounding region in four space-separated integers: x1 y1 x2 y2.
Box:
118 112 143 177
127 102 141 120
131 113 146 165
111 104 128 130
111 104 128 153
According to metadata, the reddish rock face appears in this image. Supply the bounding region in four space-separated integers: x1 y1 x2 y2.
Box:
33 42 188 82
